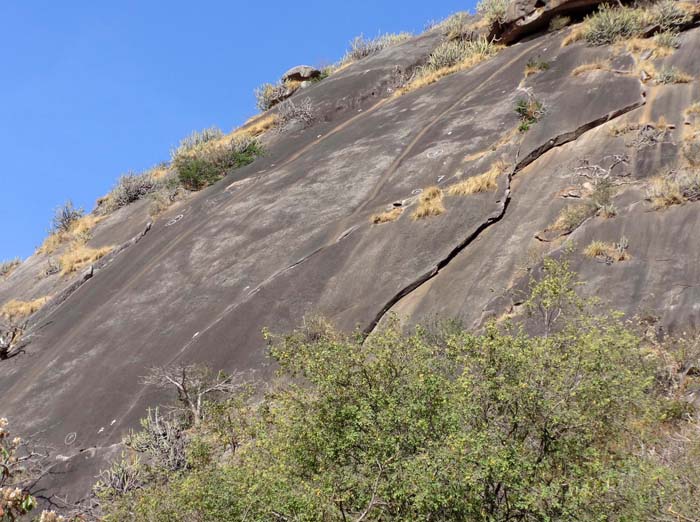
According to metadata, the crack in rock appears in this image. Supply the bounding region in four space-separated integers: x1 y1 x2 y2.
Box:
363 99 645 336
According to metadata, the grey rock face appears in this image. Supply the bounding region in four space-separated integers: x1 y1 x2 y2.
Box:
282 65 321 83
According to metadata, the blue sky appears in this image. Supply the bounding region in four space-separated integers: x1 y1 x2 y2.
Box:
0 1 474 261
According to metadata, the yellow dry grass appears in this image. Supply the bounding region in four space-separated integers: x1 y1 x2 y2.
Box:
562 24 586 46
583 241 630 261
622 38 675 59
148 165 170 180
412 187 445 220
686 102 700 118
463 128 519 163
571 59 610 76
58 244 113 276
370 208 403 224
395 48 502 97
37 214 103 255
235 113 279 138
447 160 508 196
679 0 700 16
0 297 50 322
648 176 685 209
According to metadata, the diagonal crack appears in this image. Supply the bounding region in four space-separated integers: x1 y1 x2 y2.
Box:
362 98 645 335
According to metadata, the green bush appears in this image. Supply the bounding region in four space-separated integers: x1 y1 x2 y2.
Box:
173 135 263 191
97 258 700 522
515 96 544 131
477 0 510 25
583 4 646 45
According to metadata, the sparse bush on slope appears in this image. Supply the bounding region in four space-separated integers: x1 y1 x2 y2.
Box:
397 36 501 96
341 32 412 64
477 0 510 25
96 259 700 522
172 132 263 191
51 200 84 235
566 1 693 47
0 258 21 279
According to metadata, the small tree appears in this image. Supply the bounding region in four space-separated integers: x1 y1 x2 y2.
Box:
51 200 84 234
142 365 241 426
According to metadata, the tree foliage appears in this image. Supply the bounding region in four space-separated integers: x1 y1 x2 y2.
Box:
98 259 699 521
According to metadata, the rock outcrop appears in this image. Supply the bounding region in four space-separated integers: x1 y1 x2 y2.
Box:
282 64 321 82
2 2 700 508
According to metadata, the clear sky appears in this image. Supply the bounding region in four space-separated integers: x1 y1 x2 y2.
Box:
0 1 475 261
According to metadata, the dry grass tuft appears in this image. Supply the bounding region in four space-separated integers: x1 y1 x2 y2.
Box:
0 297 50 322
562 24 587 46
609 122 640 137
524 58 550 78
396 37 501 97
235 114 279 138
38 214 103 255
655 67 694 84
623 37 676 58
571 59 610 76
685 102 700 119
412 187 445 220
551 204 595 233
58 244 113 276
447 160 508 196
647 170 700 209
0 259 21 279
584 239 630 262
370 208 403 225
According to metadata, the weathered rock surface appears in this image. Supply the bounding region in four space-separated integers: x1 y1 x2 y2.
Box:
496 0 607 43
2 11 700 508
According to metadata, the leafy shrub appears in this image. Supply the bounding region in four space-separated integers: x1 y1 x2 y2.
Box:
583 4 646 45
99 258 700 522
549 15 571 31
477 0 510 25
655 66 693 84
173 135 263 191
648 0 692 30
515 96 544 131
0 418 50 520
51 200 84 234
